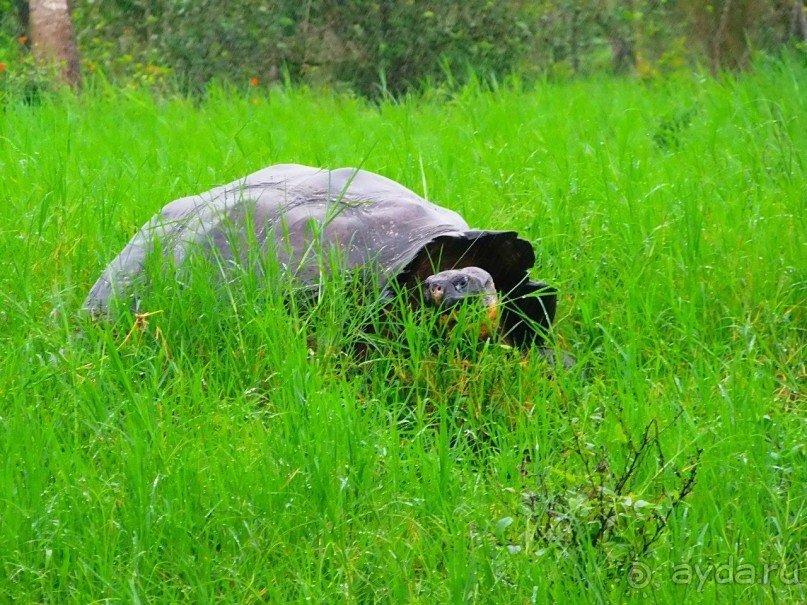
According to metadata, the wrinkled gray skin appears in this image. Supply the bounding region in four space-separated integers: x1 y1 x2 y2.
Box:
84 164 558 348
424 267 497 310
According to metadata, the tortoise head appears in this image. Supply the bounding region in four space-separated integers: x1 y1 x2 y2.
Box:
422 267 500 339
423 267 497 310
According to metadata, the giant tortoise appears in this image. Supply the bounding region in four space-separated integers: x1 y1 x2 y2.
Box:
84 164 557 347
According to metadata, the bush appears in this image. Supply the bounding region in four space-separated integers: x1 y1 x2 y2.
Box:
68 0 539 96
2 0 804 97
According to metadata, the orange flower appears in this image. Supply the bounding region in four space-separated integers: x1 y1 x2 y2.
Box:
250 77 259 87
18 36 28 44
0 63 5 72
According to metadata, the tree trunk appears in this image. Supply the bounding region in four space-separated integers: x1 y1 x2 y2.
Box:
608 33 636 74
15 0 29 33
793 0 807 43
29 0 82 89
591 2 637 75
569 4 582 73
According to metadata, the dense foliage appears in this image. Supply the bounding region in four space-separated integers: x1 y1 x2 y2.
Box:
1 0 806 95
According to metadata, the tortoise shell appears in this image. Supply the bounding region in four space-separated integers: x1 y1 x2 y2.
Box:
84 164 556 345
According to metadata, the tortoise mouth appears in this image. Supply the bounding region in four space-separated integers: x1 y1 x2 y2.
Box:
423 288 497 311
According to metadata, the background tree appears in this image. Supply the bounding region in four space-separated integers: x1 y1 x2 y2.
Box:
2 0 804 96
29 0 81 88
792 0 807 43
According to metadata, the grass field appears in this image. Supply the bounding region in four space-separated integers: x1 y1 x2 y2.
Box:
1 63 805 603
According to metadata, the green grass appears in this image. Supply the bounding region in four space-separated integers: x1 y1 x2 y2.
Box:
0 63 805 603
